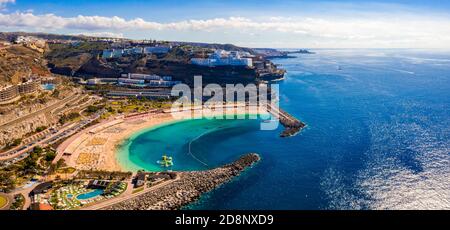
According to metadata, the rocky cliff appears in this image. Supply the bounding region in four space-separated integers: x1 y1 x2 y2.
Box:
0 114 50 147
0 45 51 86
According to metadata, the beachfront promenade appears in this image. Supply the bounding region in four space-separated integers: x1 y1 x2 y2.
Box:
55 102 304 171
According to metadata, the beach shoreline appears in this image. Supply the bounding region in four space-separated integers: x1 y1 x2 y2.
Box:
61 103 268 172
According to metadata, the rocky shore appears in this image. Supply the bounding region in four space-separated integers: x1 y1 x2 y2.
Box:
280 125 305 137
102 153 261 210
266 104 306 138
280 118 306 137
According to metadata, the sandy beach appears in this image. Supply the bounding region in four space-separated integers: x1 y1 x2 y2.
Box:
61 103 268 172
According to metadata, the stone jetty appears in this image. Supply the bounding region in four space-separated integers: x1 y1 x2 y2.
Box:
102 153 261 210
266 103 305 137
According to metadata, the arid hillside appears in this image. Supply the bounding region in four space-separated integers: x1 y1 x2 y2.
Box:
0 44 51 86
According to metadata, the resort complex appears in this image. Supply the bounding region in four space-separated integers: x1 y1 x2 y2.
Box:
191 50 254 67
81 73 181 88
0 30 292 211
102 45 171 59
0 78 59 104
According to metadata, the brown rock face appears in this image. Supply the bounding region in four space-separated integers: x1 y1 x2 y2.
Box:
0 114 50 147
0 45 50 86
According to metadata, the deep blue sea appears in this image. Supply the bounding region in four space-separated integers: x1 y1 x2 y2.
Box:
119 49 450 210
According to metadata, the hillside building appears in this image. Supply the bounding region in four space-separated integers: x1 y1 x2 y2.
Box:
143 46 171 54
191 49 253 67
0 85 19 103
102 49 124 59
0 79 42 104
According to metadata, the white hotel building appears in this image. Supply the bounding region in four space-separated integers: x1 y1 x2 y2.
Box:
191 50 253 67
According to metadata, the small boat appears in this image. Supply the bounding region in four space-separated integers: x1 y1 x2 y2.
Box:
337 65 342 71
157 155 174 168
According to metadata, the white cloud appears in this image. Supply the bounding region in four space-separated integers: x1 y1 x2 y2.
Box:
0 0 14 4
0 0 14 10
0 11 450 48
74 31 124 38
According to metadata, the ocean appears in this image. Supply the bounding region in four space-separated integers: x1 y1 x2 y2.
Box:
118 49 450 210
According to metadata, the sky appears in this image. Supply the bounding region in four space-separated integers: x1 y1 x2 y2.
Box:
1 0 450 48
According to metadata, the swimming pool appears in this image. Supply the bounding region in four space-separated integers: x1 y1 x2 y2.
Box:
41 83 55 91
76 189 103 200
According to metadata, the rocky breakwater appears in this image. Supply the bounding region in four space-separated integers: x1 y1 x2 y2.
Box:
280 123 305 138
103 153 261 210
266 104 306 137
279 109 306 138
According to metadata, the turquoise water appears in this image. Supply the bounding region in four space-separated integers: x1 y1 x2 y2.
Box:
76 189 103 200
119 49 450 210
41 83 55 91
118 117 265 172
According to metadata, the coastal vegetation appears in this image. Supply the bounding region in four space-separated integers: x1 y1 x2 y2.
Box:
43 150 57 162
0 171 14 192
132 187 145 194
2 138 22 151
58 112 81 124
85 105 102 114
0 146 61 192
48 159 67 175
55 167 76 175
44 180 127 210
0 194 7 208
104 97 172 117
35 126 48 133
9 194 24 210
